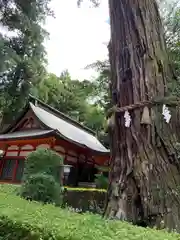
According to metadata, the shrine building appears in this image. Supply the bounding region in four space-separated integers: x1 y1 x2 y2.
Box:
0 95 110 186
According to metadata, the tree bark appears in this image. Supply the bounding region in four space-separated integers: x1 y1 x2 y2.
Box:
105 0 180 231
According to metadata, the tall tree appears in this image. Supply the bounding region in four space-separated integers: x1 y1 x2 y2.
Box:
87 1 180 100
33 71 106 134
104 0 180 231
0 0 51 124
161 1 180 95
33 71 91 120
86 60 111 111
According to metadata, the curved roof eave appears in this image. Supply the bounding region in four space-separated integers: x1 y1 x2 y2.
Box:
54 131 110 155
0 129 56 141
29 102 110 154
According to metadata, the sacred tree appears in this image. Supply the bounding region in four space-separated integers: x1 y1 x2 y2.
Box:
105 0 180 230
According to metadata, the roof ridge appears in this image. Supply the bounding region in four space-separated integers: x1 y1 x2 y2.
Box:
28 95 96 135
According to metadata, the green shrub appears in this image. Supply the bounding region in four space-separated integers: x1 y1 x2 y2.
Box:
23 148 63 182
20 148 63 205
0 192 179 240
20 173 62 205
0 184 105 214
64 187 107 192
95 173 108 189
63 188 106 214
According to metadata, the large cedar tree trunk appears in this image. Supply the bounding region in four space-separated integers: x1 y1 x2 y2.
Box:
105 0 180 230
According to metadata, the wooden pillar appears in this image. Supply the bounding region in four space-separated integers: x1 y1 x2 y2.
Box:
0 158 4 179
0 144 7 180
12 160 18 182
12 144 21 182
75 153 80 187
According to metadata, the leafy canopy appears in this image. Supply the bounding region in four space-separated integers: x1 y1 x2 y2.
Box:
22 148 63 182
0 0 52 123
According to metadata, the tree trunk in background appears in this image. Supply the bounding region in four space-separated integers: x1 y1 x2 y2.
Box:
105 0 180 231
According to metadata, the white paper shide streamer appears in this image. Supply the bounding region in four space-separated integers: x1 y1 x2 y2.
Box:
162 104 171 123
124 110 131 128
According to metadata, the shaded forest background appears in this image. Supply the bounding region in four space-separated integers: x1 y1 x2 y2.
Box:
0 0 180 148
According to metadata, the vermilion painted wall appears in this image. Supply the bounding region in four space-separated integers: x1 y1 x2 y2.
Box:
0 107 109 184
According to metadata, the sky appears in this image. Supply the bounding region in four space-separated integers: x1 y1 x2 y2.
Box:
44 0 110 80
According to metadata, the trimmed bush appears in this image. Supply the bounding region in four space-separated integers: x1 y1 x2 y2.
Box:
0 191 179 240
22 148 63 182
65 187 107 192
20 173 62 205
1 184 105 213
63 188 106 214
20 148 63 204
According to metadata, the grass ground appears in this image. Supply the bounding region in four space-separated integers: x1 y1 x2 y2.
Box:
0 183 179 240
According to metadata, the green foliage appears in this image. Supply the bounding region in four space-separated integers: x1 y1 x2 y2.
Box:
22 148 63 183
0 183 19 195
65 187 107 192
21 148 63 205
0 183 107 194
86 60 111 111
86 2 180 102
20 173 62 205
85 59 111 148
0 0 51 124
1 183 106 213
33 71 107 139
159 1 180 96
0 190 179 240
63 187 106 214
82 105 105 132
95 173 108 189
33 72 88 119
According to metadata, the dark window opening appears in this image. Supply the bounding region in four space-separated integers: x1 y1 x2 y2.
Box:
78 163 97 183
0 159 25 182
0 159 16 181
